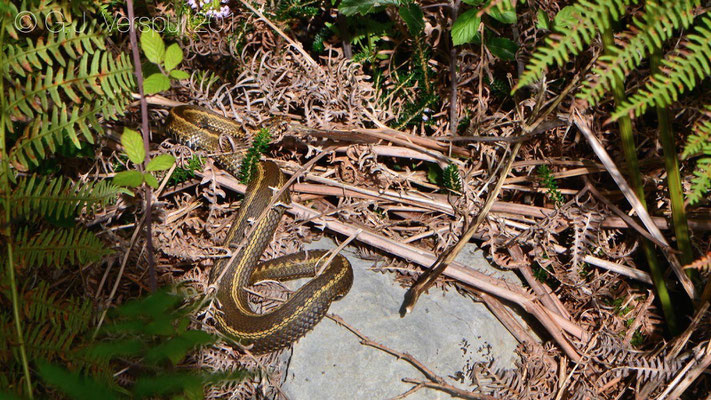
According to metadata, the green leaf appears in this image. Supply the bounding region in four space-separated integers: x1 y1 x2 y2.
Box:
399 2 424 36
451 8 481 46
553 6 577 30
133 372 203 398
462 0 485 5
144 330 214 365
37 362 118 400
164 43 183 71
339 0 398 16
169 69 190 80
486 3 516 24
121 128 145 164
486 36 518 60
536 9 550 30
143 72 171 95
427 164 441 185
144 172 159 188
146 154 176 172
140 28 165 64
113 170 144 188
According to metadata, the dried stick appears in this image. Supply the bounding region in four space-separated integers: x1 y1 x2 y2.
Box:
572 111 695 299
399 142 522 316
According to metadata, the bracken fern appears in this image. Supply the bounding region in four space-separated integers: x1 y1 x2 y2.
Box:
514 0 635 91
611 13 711 120
578 0 701 106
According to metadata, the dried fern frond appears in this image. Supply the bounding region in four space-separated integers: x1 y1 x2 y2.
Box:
684 252 711 272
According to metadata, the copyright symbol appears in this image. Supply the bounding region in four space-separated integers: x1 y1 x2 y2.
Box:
15 11 37 33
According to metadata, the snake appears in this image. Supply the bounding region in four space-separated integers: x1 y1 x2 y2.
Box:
166 105 353 354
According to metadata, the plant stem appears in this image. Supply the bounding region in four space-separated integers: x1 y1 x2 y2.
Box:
0 25 34 397
650 49 693 268
126 0 157 291
601 28 678 334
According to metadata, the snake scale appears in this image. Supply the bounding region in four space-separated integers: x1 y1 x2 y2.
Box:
166 105 353 354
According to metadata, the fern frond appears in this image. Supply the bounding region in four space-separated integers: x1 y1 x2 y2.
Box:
612 13 711 119
514 0 635 91
6 52 134 125
0 281 93 363
14 226 111 268
682 112 711 159
24 282 93 334
578 0 701 105
688 157 711 204
683 251 711 271
8 175 124 221
9 97 130 168
3 20 105 78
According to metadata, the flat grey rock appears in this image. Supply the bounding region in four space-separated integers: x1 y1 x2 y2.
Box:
281 238 535 399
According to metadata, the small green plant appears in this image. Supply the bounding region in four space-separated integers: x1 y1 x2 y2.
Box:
113 128 175 193
169 155 204 186
630 330 645 347
239 127 272 183
451 0 518 61
36 289 245 399
338 0 439 129
537 165 564 205
443 164 463 194
139 28 190 95
532 264 550 283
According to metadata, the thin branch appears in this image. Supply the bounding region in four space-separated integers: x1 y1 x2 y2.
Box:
125 0 156 291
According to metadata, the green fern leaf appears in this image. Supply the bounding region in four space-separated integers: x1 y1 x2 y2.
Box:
9 175 125 221
683 119 711 159
12 228 105 269
688 158 711 204
0 281 93 363
3 20 105 78
612 13 711 120
14 226 111 268
514 0 635 91
578 0 701 105
6 52 134 125
9 97 130 168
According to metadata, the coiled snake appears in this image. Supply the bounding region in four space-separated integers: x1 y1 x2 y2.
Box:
166 105 353 354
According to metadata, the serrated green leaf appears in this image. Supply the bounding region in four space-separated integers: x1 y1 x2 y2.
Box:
487 4 516 24
121 128 145 164
140 28 165 64
164 43 183 71
399 2 424 36
536 9 550 30
486 36 518 60
144 172 159 188
169 69 190 80
143 72 171 95
146 154 176 171
339 0 398 16
113 170 144 188
452 8 481 46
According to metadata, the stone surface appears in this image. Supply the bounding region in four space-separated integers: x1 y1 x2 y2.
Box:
281 238 536 399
